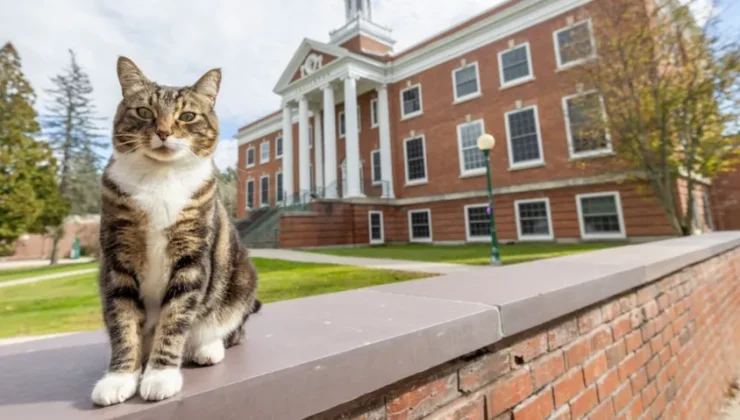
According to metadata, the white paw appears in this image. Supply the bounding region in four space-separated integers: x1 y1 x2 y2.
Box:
91 371 139 406
191 340 225 366
138 368 183 401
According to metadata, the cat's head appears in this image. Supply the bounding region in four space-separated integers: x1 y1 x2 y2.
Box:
112 56 221 164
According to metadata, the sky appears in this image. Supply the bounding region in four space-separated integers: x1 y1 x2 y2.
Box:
1 0 737 171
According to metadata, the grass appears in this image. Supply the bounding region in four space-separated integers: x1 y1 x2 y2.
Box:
309 242 627 265
0 258 425 339
0 261 99 283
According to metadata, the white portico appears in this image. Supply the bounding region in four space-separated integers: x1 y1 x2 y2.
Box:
272 0 396 202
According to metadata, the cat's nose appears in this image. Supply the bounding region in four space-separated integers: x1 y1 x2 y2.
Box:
156 130 170 141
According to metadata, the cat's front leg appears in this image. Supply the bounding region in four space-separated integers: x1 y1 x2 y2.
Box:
138 261 204 401
92 270 146 406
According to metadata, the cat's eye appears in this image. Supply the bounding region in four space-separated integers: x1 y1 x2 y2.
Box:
179 112 196 122
136 107 154 119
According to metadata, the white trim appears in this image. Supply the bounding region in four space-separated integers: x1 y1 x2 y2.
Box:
504 105 546 170
308 123 313 149
514 198 554 241
463 203 491 243
408 209 433 243
370 149 382 186
562 90 613 159
338 106 361 138
259 175 270 207
400 84 424 120
497 42 535 88
452 62 482 103
245 179 255 209
368 211 385 244
553 18 597 70
275 136 284 159
275 171 284 204
457 119 487 177
575 191 626 239
370 98 379 128
403 135 429 186
246 146 256 168
260 141 270 164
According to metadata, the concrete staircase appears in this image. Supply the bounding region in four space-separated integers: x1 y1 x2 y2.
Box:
239 208 280 249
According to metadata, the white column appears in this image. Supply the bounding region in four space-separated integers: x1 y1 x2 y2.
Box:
322 84 338 199
377 84 395 198
298 96 310 200
313 111 324 194
281 106 294 204
343 76 363 198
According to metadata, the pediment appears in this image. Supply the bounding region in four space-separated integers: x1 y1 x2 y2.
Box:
274 39 349 93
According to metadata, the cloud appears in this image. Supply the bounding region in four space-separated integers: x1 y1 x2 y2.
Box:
213 138 239 171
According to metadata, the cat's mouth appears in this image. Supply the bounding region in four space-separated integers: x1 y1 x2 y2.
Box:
144 146 185 162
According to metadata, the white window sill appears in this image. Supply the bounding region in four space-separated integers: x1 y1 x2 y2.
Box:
556 56 596 72
453 92 482 105
569 150 615 160
500 76 536 91
581 232 626 240
371 123 379 129
508 161 546 171
260 204 269 208
410 238 432 243
401 111 423 121
517 235 555 242
369 239 385 245
371 181 383 186
405 179 429 187
247 164 255 169
459 170 486 179
261 161 270 165
466 236 491 243
276 155 283 160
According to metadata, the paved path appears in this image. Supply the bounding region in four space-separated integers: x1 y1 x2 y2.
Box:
249 249 478 275
0 257 94 270
0 268 98 289
0 332 77 347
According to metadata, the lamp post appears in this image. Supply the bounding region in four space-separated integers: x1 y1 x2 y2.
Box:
477 133 502 266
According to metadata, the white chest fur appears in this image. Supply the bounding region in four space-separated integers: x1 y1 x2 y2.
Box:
107 154 214 332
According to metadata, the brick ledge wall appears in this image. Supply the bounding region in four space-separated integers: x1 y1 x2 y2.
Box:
1 232 739 419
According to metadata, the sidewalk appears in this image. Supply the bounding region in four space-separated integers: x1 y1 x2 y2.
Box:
0 257 94 270
249 248 478 275
0 268 98 289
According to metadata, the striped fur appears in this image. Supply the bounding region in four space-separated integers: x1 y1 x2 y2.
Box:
91 57 259 407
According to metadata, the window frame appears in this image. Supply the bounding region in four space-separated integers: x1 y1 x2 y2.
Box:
562 90 612 159
246 179 255 209
399 84 423 120
275 171 284 204
451 62 482 103
403 135 429 186
246 146 256 168
338 106 361 138
575 191 626 239
504 105 546 170
463 203 492 243
260 141 270 164
368 210 385 245
370 149 382 186
497 42 535 89
514 198 554 241
408 209 433 243
275 136 283 159
553 18 597 70
370 98 379 128
457 118 487 177
260 175 270 208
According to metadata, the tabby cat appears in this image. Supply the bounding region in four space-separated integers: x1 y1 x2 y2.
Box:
91 57 260 406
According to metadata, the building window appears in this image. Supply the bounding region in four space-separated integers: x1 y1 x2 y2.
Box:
702 193 713 231
563 91 611 158
457 119 487 176
400 84 423 119
275 136 283 159
498 43 533 87
576 192 625 239
260 176 269 207
371 98 379 128
515 198 553 241
368 211 384 244
260 142 270 164
464 204 491 242
338 107 360 138
505 106 544 168
404 136 428 185
309 124 313 149
554 20 595 68
246 180 255 209
408 209 432 242
246 147 255 168
371 150 382 185
276 172 284 204
452 63 480 102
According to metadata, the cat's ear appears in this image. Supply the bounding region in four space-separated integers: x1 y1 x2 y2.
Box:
117 56 150 98
193 68 221 104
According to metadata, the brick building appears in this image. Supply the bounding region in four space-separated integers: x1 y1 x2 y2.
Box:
235 0 716 247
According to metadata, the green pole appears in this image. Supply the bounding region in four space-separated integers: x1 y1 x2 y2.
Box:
483 150 501 266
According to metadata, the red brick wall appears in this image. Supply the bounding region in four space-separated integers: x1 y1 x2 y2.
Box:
713 168 740 231
310 248 740 420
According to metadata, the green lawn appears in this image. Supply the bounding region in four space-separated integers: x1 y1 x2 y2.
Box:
0 261 99 283
0 258 425 339
310 242 627 265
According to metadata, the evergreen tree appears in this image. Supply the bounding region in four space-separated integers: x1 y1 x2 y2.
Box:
217 167 238 219
43 49 104 263
0 43 66 255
